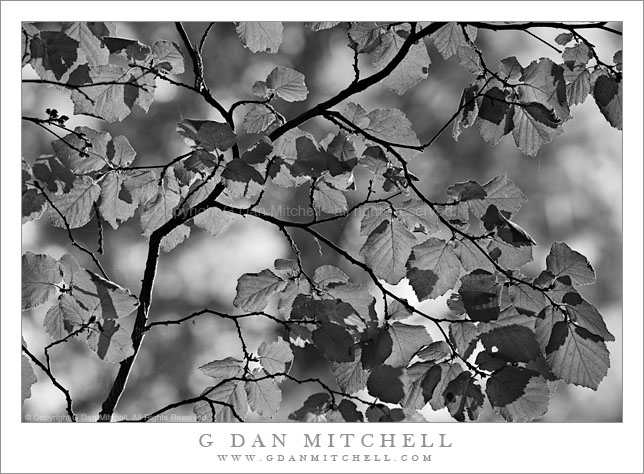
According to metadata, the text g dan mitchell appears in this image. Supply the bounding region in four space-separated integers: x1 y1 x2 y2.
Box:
198 432 453 449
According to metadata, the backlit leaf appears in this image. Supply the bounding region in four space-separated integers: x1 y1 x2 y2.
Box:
22 252 61 310
266 66 308 102
236 22 283 54
407 238 462 301
233 269 287 312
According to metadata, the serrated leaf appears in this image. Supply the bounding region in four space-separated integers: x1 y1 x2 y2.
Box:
334 399 363 422
563 293 614 342
564 64 591 106
22 252 61 310
43 293 85 339
546 241 595 285
177 119 237 151
457 269 501 322
98 171 136 229
324 283 377 323
488 238 534 269
401 362 441 409
480 325 541 363
193 207 233 238
71 64 137 122
562 42 591 67
509 284 547 316
236 22 283 54
22 188 47 224
266 66 308 102
199 357 244 385
457 46 483 74
313 265 349 287
512 102 564 156
443 371 484 422
546 323 610 389
361 219 418 285
29 31 80 81
535 306 564 353
454 239 496 273
499 56 522 81
332 347 369 394
430 22 477 59
395 199 441 235
518 57 569 121
417 341 452 363
449 322 478 358
51 126 111 174
289 393 332 422
48 176 101 229
139 172 181 237
367 365 408 403
21 353 37 404
477 305 536 336
86 318 135 363
151 40 184 73
365 108 420 151
243 104 276 134
407 238 462 301
429 362 464 410
312 322 355 363
245 372 281 418
360 325 393 370
258 338 293 374
477 87 514 145
313 182 348 215
103 36 151 62
122 169 158 206
487 366 549 421
496 373 550 422
194 380 248 422
386 322 432 367
374 28 430 94
469 175 527 218
62 22 115 67
305 22 341 31
387 299 413 321
233 269 286 312
348 22 387 53
555 32 573 45
58 254 139 320
453 83 481 141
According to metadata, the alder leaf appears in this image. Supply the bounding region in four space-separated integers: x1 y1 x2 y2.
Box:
407 238 462 301
29 31 81 81
86 318 135 363
199 357 244 386
468 175 527 218
266 66 308 102
385 322 433 368
312 182 348 215
305 22 341 31
289 393 332 422
563 292 614 342
243 104 276 134
43 293 85 340
545 322 610 390
194 380 248 422
332 347 369 394
401 362 442 409
395 199 441 235
103 36 152 62
430 23 477 59
373 28 430 94
312 322 355 363
245 371 282 418
360 219 418 285
139 171 181 237
47 176 101 229
313 265 349 287
360 325 393 370
512 102 564 156
258 337 293 374
22 252 61 310
457 46 483 74
546 241 596 285
62 22 115 67
480 325 541 363
236 22 283 54
443 371 484 422
417 341 452 364
177 119 237 151
98 171 136 229
486 366 550 421
21 352 38 405
429 361 464 411
509 283 547 316
518 57 570 121
449 322 478 358
367 365 408 404
193 208 234 238
151 40 185 74
233 269 287 312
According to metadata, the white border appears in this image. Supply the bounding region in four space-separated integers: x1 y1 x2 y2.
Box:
2 2 642 473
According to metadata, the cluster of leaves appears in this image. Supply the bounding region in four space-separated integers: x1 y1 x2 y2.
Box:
21 21 619 423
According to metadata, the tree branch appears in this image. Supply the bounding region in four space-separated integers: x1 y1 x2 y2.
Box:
22 345 76 422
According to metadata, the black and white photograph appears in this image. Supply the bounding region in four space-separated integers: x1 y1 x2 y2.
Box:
2 2 643 473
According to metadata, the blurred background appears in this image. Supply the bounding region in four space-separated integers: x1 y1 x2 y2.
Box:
21 22 622 422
